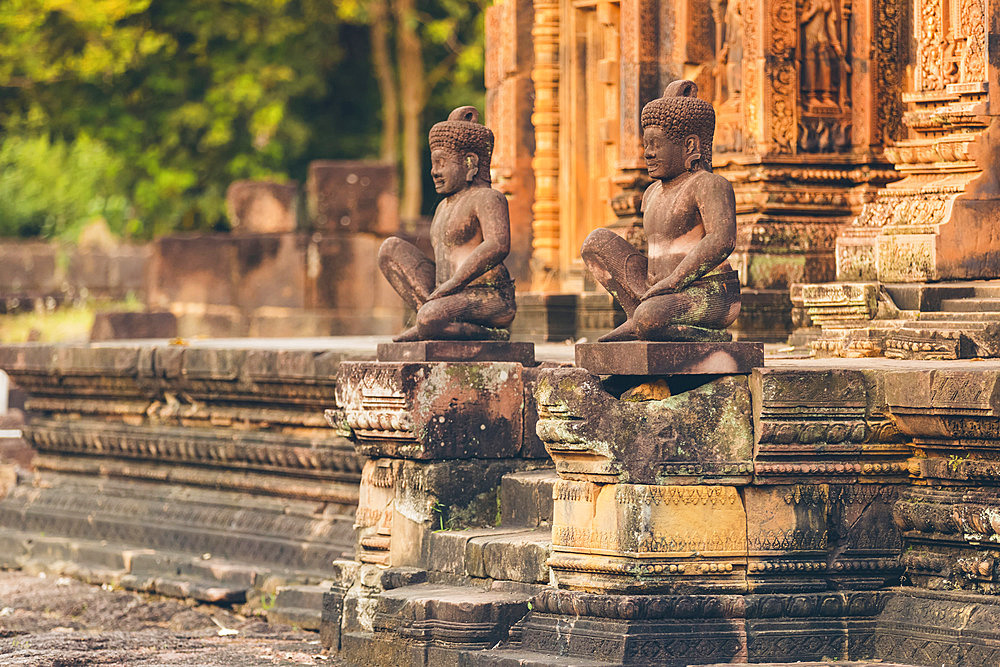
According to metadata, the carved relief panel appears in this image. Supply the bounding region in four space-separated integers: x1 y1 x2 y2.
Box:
797 0 853 151
714 0 746 153
915 0 987 91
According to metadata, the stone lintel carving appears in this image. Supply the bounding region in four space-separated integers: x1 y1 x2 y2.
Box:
751 367 910 484
884 367 1000 465
876 589 1000 664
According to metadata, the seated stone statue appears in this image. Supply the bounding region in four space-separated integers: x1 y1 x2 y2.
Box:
581 80 741 342
378 106 516 342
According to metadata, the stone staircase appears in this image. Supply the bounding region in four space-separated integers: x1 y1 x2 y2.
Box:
331 468 570 666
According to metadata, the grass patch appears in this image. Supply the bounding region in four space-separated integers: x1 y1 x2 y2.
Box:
0 296 144 344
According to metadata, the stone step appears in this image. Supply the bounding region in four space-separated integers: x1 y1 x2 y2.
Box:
885 281 1000 310
500 469 557 528
471 648 614 666
120 550 262 604
904 315 999 326
367 583 535 652
0 528 335 609
266 583 330 630
338 581 539 664
426 527 551 584
938 297 1000 312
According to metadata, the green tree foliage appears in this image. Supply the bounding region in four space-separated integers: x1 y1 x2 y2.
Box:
0 133 136 238
0 0 486 238
336 0 488 220
0 0 383 237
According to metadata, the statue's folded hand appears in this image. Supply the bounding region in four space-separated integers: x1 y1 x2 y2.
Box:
427 279 463 301
640 276 681 301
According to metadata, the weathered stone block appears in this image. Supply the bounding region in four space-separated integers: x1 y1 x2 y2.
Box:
481 528 550 583
576 341 763 376
744 485 830 592
336 361 525 460
535 367 754 485
751 367 909 484
425 527 528 576
520 590 748 665
876 588 1000 666
549 480 748 593
745 591 889 662
226 180 299 233
351 457 537 568
371 583 533 648
306 160 398 235
499 469 556 527
895 486 1000 593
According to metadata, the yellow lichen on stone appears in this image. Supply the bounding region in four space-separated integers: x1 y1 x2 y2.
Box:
621 379 672 402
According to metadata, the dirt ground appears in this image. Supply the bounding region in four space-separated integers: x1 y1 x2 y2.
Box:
0 570 338 666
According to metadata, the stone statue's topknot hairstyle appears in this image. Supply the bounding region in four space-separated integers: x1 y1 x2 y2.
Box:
428 106 494 183
640 80 715 171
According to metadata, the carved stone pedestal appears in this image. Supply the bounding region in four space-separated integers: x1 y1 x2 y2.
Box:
535 367 755 485
515 589 889 665
376 340 535 365
576 341 764 376
326 345 545 643
332 352 543 566
550 481 749 593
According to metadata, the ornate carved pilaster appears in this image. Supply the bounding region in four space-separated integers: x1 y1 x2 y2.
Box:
764 0 797 156
716 0 900 342
530 0 561 286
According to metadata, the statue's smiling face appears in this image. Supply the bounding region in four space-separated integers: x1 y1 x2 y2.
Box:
643 126 686 181
430 148 468 195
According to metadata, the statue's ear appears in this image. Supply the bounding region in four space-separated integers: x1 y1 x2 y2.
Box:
684 134 702 170
465 153 479 182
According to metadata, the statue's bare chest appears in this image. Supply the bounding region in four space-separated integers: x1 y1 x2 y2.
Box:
431 197 480 248
643 179 701 239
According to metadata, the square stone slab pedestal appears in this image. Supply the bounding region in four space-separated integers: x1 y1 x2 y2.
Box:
576 341 763 376
377 340 535 365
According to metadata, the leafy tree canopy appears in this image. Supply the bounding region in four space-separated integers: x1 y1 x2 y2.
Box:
0 0 484 239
